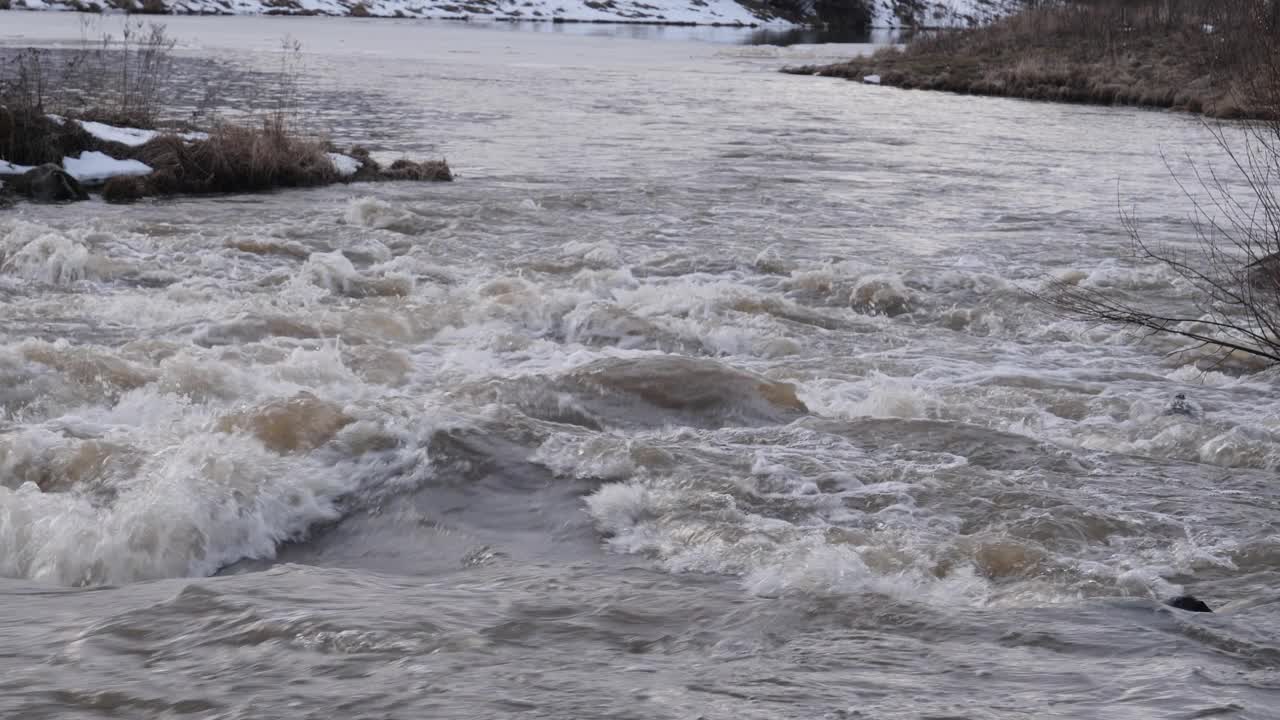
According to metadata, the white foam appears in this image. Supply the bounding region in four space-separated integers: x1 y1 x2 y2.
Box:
0 220 93 285
583 468 994 604
800 373 939 421
0 427 353 585
300 250 363 294
344 196 419 231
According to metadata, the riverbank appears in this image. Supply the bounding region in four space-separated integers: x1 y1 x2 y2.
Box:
783 2 1270 119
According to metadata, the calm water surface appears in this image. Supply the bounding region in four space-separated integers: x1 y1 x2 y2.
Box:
1 14 1278 720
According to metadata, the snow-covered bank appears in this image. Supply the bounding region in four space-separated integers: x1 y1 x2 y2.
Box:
3 0 777 26
0 0 1025 27
867 0 1026 28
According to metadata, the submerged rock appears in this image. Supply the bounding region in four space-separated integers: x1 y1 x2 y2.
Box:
1165 595 1212 612
1163 392 1202 419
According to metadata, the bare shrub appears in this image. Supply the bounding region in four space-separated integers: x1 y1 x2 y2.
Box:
0 49 98 164
77 20 177 127
1045 119 1280 366
268 36 306 135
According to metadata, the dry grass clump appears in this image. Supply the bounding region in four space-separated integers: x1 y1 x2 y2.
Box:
101 175 148 203
785 0 1279 119
132 122 338 196
0 106 96 166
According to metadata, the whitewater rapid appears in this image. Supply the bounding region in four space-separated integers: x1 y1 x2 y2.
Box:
1 14 1277 720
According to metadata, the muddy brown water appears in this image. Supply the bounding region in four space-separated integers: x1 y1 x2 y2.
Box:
1 14 1278 720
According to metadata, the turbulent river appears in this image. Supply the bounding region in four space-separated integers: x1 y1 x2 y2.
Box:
2 14 1279 719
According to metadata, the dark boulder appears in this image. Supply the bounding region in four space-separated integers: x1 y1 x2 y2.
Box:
347 146 383 182
5 164 89 203
1165 595 1212 612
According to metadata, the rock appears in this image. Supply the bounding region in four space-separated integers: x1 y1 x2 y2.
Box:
1165 595 1212 612
7 164 89 203
1163 392 1202 419
851 277 912 317
345 146 383 182
380 158 453 182
102 175 148 204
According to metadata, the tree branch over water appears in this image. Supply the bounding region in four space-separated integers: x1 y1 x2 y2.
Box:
1043 115 1280 367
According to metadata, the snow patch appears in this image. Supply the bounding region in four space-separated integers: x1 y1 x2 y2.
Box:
327 153 361 177
863 74 881 85
870 0 1024 28
77 120 209 148
1 160 35 175
62 152 153 185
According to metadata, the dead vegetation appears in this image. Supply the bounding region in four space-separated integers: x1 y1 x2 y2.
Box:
785 0 1280 119
132 123 337 195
